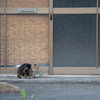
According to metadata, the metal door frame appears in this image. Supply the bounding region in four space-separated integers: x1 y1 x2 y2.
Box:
49 0 100 75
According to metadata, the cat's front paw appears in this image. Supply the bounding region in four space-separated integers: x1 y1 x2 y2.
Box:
29 76 34 79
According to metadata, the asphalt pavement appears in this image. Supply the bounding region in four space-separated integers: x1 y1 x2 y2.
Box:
0 74 100 100
0 83 100 100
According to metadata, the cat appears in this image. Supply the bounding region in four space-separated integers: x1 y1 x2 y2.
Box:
17 63 39 79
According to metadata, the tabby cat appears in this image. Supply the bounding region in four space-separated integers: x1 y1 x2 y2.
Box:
17 63 39 79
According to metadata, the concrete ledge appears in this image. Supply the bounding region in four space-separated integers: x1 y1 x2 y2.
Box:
0 74 100 84
0 82 19 93
1 74 100 78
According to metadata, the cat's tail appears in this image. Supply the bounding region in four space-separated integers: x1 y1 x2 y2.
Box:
17 75 21 78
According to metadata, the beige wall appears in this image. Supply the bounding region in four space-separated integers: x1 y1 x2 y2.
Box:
6 0 49 8
0 15 5 66
0 0 49 66
0 0 4 7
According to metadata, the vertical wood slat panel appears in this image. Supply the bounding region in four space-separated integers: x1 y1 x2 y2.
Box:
49 0 53 74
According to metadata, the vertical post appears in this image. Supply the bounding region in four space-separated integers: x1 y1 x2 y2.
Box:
96 0 98 68
49 0 53 74
4 0 6 68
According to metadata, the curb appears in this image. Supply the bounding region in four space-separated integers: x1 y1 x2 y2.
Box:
0 82 20 93
0 78 100 84
1 74 100 78
0 74 100 84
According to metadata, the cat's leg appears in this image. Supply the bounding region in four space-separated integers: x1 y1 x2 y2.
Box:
28 69 32 79
22 76 25 78
29 72 34 79
30 71 36 78
17 74 21 78
29 74 34 79
22 67 28 78
24 74 27 78
31 71 36 78
24 72 29 78
29 71 34 79
29 76 34 79
33 71 36 78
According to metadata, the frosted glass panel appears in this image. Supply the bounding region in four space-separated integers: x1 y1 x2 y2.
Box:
53 14 96 67
53 0 96 8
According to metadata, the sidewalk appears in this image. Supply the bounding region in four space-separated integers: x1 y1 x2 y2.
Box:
0 74 100 84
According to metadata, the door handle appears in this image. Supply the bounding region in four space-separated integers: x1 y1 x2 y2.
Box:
50 8 53 20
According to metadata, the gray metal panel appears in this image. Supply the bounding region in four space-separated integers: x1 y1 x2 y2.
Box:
53 14 96 67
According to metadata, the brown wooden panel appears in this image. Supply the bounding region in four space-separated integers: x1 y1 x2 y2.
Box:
53 67 100 75
0 67 48 74
53 8 97 14
6 8 18 14
0 7 49 14
1 7 100 14
38 8 49 14
49 0 53 75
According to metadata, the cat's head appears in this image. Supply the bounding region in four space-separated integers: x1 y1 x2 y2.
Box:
31 63 39 72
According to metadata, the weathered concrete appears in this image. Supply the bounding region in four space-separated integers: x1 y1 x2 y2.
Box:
0 74 100 84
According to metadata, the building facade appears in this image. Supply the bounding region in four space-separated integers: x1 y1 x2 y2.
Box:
0 0 100 74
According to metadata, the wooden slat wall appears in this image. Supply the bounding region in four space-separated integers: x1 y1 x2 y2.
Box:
1 8 100 14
